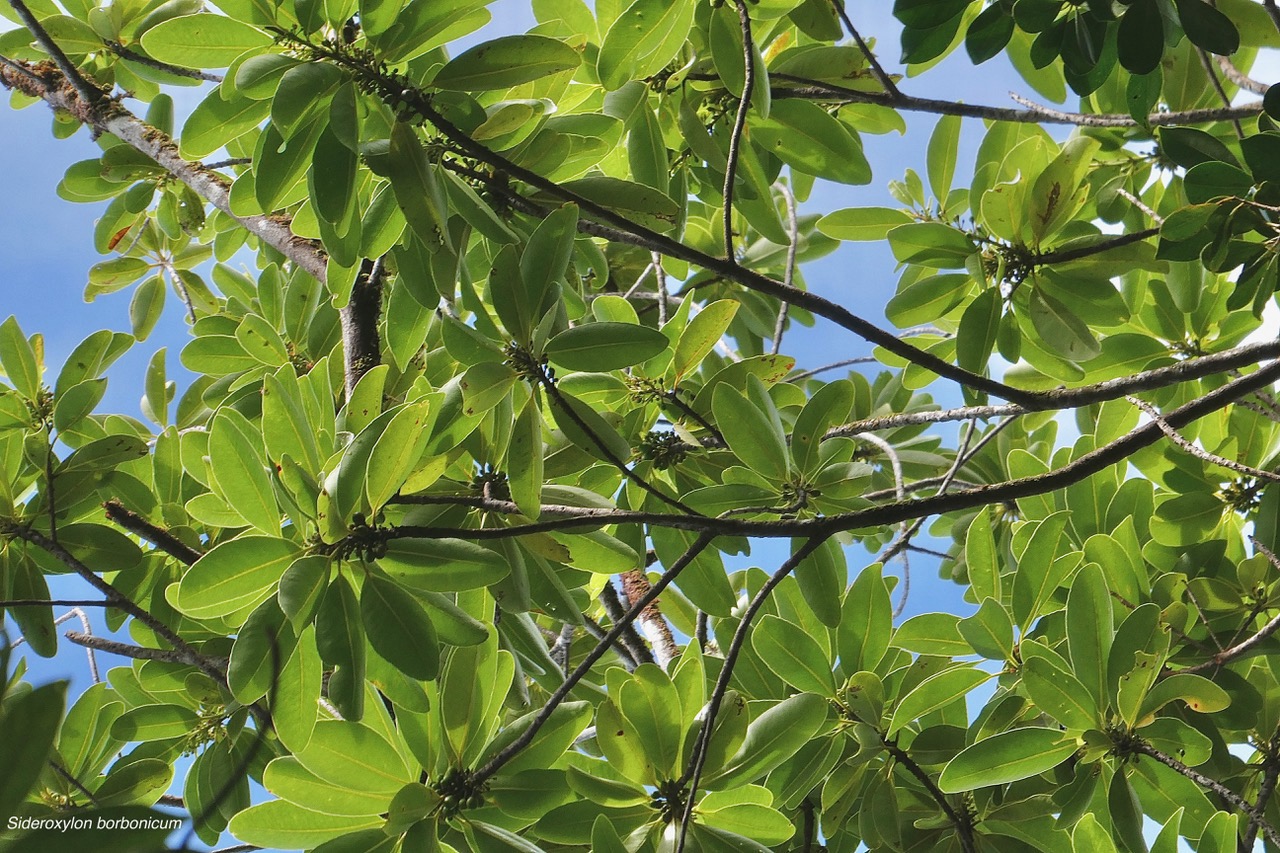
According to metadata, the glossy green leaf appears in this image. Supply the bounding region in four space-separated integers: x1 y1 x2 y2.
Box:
432 34 581 90
544 322 669 371
174 536 300 620
140 14 271 67
361 573 439 680
938 727 1076 792
751 614 835 695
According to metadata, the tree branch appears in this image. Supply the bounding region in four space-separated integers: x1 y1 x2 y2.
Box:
103 499 204 565
599 580 654 668
620 569 679 669
1134 742 1280 848
8 0 102 106
0 59 327 281
3 524 224 682
65 630 225 667
677 537 827 852
881 736 976 853
762 74 1264 127
341 257 385 395
106 42 225 83
831 0 899 99
472 533 715 785
722 0 755 260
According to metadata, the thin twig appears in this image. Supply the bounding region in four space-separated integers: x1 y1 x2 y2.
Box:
1196 48 1245 139
1116 188 1163 225
1134 742 1280 847
48 759 101 807
472 534 714 785
5 525 224 682
653 252 669 325
857 432 909 614
723 0 756 260
1128 396 1280 482
106 42 224 82
1181 541 1280 674
538 371 700 515
771 182 798 355
65 631 224 667
1215 55 1269 95
881 736 976 852
831 0 900 98
1242 726 1280 852
677 538 827 852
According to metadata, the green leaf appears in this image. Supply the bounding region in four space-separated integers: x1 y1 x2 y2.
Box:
174 536 301 620
958 597 1013 661
544 322 669 371
139 14 271 67
709 693 830 789
387 122 449 251
751 614 835 695
893 612 969 656
838 563 892 671
208 407 279 533
0 316 40 399
1066 561 1111 712
713 382 790 483
229 800 382 850
1118 0 1163 74
1021 657 1098 730
111 703 200 741
597 0 695 90
365 400 433 512
750 100 871 185
0 682 66 818
617 664 683 776
672 299 738 381
1027 288 1100 363
361 573 440 680
938 727 1076 792
816 207 913 242
507 395 544 518
926 114 961 201
888 667 992 735
520 203 578 322
432 34 581 90
1175 0 1239 55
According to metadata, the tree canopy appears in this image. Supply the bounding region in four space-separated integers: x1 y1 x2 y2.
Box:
1 0 1280 850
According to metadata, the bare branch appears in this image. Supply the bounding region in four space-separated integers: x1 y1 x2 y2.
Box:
1128 396 1280 482
1215 55 1269 96
472 534 715 785
831 0 900 99
65 631 223 667
1134 742 1280 847
106 42 224 83
771 181 798 355
762 73 1264 126
104 499 204 565
621 569 679 669
723 0 756 259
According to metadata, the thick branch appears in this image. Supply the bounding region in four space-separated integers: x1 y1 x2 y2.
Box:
620 569 679 669
761 73 1264 127
599 580 655 668
341 258 385 395
0 60 327 281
